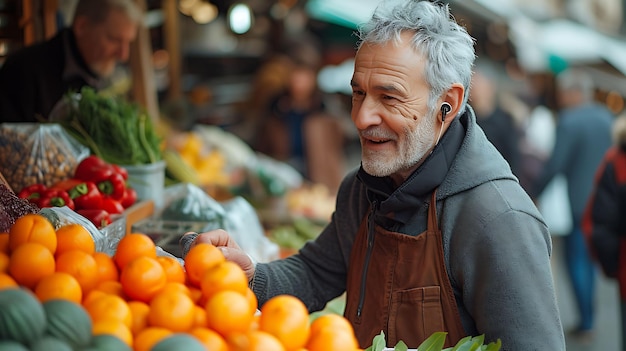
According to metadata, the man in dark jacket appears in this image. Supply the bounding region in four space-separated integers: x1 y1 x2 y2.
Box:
183 1 565 350
0 0 141 123
530 67 613 340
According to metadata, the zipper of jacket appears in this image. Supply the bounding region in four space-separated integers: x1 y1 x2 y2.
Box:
357 200 378 318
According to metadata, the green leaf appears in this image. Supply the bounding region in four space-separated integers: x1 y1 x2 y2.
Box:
417 332 447 351
372 331 387 351
394 340 408 351
483 339 502 351
450 336 472 350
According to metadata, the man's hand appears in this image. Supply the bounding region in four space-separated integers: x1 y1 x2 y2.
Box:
181 229 256 281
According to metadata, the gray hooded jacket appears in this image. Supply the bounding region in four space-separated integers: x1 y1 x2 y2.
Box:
252 107 565 350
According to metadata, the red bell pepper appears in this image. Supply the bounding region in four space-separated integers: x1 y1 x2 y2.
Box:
97 173 126 201
101 197 124 214
39 189 75 210
77 209 112 229
18 184 47 206
120 187 137 208
50 178 84 192
112 164 128 180
68 181 102 210
75 155 114 183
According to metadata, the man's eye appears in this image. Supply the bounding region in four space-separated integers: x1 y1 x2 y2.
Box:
382 95 396 101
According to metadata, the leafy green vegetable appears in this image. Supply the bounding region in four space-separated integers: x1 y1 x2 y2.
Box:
57 87 162 165
365 331 502 351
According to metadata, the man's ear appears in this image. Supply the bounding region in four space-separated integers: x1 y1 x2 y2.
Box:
440 83 465 123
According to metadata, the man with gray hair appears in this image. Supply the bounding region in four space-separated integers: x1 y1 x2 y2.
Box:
531 67 614 343
185 1 565 349
0 0 142 123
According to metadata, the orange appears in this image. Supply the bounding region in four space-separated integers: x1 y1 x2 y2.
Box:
55 223 95 256
184 243 225 287
306 315 358 351
189 327 228 351
160 282 190 297
92 320 133 346
34 272 82 304
259 295 310 351
188 286 203 304
305 326 359 351
133 327 172 351
120 256 167 303
9 214 57 254
0 252 8 273
227 330 286 351
8 242 55 289
0 273 17 290
156 256 186 284
309 314 355 338
245 286 259 312
191 305 208 328
200 260 248 299
147 290 195 332
205 290 255 336
93 252 119 282
0 232 9 253
83 289 107 307
113 233 156 270
128 301 151 335
55 249 99 293
94 280 125 298
84 293 132 328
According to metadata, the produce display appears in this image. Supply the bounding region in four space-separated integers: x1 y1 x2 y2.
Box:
0 123 89 194
163 131 229 187
54 87 162 166
17 156 137 229
0 184 39 232
0 213 363 351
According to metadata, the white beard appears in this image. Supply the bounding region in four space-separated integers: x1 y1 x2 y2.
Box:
361 112 437 177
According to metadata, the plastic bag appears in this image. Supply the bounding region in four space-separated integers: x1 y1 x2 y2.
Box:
38 206 111 253
537 175 572 236
0 123 89 193
145 183 279 262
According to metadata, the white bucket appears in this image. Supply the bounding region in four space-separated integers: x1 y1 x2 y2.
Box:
120 161 166 208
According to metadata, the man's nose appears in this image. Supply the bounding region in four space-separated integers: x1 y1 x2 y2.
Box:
352 99 383 130
117 43 130 62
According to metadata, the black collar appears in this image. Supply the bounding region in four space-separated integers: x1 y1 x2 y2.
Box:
357 113 466 226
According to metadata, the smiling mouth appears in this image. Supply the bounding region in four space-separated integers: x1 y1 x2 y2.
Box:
367 138 391 144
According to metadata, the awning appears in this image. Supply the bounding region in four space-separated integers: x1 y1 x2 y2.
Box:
305 0 380 29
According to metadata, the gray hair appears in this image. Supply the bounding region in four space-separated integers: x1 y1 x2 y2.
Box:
356 0 476 115
73 0 143 25
556 68 595 102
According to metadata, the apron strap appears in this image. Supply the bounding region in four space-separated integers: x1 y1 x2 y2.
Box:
427 189 439 231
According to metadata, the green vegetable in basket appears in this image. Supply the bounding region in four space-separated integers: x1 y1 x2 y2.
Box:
56 87 161 166
365 331 502 351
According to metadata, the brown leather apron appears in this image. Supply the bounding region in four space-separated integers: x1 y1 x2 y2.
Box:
344 191 466 348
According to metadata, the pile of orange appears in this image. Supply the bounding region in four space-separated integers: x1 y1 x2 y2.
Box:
0 213 362 351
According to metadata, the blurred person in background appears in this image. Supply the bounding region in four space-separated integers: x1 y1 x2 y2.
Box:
583 114 626 351
0 0 141 123
256 40 347 194
530 67 614 341
183 1 565 349
470 59 522 177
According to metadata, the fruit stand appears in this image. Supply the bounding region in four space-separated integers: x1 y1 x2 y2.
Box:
0 90 501 351
0 90 360 350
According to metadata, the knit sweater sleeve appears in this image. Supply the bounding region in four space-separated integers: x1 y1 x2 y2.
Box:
251 170 367 311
